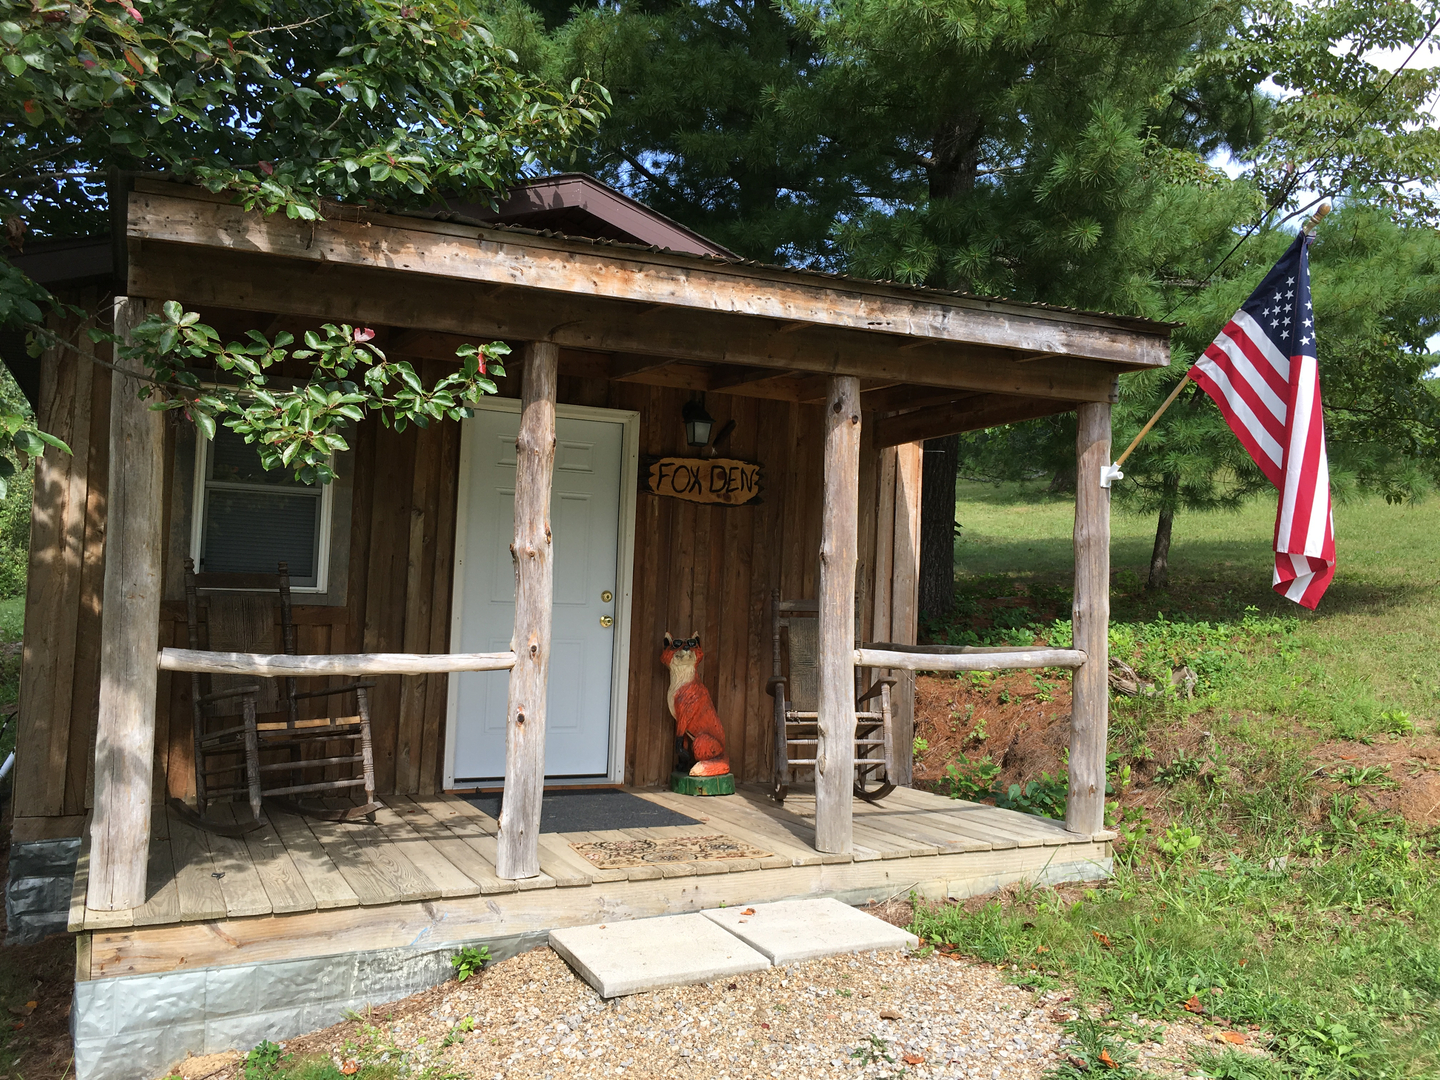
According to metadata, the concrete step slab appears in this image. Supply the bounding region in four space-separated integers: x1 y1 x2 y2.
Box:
703 897 919 964
549 913 770 998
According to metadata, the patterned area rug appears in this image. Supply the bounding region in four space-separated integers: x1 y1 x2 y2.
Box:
570 834 774 869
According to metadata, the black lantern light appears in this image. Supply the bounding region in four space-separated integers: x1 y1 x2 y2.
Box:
682 395 714 448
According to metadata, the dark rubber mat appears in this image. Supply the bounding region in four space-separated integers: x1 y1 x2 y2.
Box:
466 788 702 834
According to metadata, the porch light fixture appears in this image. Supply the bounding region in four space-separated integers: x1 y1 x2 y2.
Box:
682 396 714 448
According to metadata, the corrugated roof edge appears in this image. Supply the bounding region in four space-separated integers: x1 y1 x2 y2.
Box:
406 201 1180 336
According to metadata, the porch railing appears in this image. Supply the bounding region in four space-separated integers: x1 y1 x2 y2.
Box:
854 642 1086 672
157 648 517 677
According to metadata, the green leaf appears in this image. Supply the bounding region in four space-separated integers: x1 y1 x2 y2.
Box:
12 429 44 456
141 80 172 107
2 54 25 77
194 411 216 440
32 428 68 454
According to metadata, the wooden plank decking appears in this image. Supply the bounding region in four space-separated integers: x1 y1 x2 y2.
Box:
73 785 1114 981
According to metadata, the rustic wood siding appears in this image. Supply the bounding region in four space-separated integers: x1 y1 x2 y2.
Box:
14 357 896 827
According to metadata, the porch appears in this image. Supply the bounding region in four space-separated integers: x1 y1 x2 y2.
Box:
71 785 1112 980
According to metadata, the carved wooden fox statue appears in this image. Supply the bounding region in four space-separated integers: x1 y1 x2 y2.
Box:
661 631 731 777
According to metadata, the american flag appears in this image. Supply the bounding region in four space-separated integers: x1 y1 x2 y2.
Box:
1189 233 1335 609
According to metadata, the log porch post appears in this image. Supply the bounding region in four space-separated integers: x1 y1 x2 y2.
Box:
90 298 164 910
1067 400 1111 835
815 375 861 854
496 341 559 879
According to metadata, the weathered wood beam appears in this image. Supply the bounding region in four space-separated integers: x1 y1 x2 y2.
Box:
129 186 1171 368
855 647 1086 671
497 342 559 880
816 376 861 855
1067 401 1111 836
90 298 164 911
129 245 1123 403
863 385 981 414
872 394 1079 448
608 354 679 381
157 648 516 676
705 365 793 392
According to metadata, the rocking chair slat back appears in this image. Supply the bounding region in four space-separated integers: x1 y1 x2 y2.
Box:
182 559 378 828
769 590 896 806
204 594 284 715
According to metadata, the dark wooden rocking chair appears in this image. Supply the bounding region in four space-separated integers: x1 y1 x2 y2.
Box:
183 559 380 826
767 591 896 806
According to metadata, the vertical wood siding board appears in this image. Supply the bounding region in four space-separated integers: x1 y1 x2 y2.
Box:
856 417 879 646
91 298 165 910
345 418 378 665
732 393 762 783
741 414 770 784
805 406 826 601
16 325 78 818
361 424 418 793
643 388 682 787
759 400 791 779
715 395 754 782
890 443 922 789
153 402 179 801
420 413 461 795
51 343 94 815
625 387 663 786
79 363 113 811
395 416 438 794
151 420 176 802
873 448 897 649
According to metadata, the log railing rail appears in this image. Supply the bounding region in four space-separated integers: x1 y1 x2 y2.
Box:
854 643 1086 672
157 648 517 677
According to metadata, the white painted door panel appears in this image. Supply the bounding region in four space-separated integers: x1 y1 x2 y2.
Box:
451 409 623 781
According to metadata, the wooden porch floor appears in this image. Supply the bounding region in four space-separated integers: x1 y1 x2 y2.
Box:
72 786 1113 980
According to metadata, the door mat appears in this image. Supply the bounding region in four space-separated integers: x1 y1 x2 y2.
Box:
570 834 775 869
465 789 701 834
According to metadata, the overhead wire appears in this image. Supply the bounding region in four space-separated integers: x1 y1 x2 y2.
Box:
1165 12 1440 316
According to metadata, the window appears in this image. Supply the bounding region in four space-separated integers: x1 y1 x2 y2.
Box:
191 425 333 590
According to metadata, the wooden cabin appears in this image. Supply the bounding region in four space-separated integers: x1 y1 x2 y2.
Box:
4 177 1170 1080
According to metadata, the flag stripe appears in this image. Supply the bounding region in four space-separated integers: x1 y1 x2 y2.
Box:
1189 363 1285 484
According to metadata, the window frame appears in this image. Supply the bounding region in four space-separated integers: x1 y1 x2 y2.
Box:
188 429 337 593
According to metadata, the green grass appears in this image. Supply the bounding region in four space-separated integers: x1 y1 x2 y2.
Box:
944 480 1440 737
911 481 1440 1079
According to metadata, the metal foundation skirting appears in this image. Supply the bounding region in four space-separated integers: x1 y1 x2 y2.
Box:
6 837 81 945
71 930 551 1080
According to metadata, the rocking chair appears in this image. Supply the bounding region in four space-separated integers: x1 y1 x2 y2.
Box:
766 591 896 806
183 559 380 825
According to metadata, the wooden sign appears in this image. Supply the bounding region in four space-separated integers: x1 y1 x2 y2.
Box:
644 457 762 506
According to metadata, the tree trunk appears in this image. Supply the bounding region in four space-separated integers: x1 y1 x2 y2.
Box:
1146 472 1180 591
918 435 959 624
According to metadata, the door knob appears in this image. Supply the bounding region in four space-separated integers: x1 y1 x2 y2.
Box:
601 590 614 603
600 615 614 628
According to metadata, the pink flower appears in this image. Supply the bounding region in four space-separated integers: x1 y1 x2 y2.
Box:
353 328 376 343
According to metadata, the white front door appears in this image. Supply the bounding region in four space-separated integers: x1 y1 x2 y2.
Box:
448 402 635 784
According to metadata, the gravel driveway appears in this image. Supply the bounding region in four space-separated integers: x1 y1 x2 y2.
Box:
173 905 1263 1080
181 953 1243 1079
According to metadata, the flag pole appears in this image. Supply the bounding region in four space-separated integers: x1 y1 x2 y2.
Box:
1099 202 1332 490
